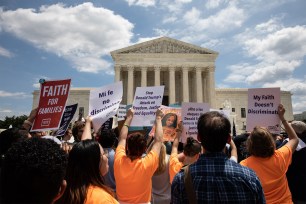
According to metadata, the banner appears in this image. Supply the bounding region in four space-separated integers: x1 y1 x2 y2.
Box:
130 86 164 127
149 105 182 142
247 87 280 133
56 103 78 136
181 102 210 143
89 81 123 132
31 79 71 131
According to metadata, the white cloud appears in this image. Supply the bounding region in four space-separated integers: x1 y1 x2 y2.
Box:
0 109 12 113
0 90 30 98
0 46 13 58
0 3 134 74
205 0 227 9
125 0 156 7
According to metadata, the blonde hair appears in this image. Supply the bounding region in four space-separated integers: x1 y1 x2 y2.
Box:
247 126 275 158
147 143 167 175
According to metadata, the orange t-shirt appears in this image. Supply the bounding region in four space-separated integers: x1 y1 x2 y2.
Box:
85 185 118 204
114 144 158 203
240 145 293 204
169 152 183 184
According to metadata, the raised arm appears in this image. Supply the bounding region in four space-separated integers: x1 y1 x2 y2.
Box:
150 109 164 156
81 116 93 140
171 121 183 155
118 108 134 147
229 139 238 163
278 104 298 152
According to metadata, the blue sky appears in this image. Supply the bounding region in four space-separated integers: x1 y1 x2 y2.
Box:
1 0 306 120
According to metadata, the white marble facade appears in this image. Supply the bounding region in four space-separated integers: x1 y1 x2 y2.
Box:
32 37 294 133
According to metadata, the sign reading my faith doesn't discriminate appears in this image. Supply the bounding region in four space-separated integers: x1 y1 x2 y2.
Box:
247 87 280 133
31 79 71 131
89 81 123 132
130 86 164 127
181 102 210 143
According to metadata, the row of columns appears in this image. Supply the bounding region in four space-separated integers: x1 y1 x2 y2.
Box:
114 65 215 107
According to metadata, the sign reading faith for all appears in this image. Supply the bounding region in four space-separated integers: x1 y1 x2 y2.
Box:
247 87 280 133
31 79 71 131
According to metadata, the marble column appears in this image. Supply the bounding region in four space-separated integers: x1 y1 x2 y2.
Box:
182 66 189 102
127 65 134 105
195 67 203 102
114 65 121 82
154 65 161 86
169 65 176 104
141 65 147 87
203 72 207 102
208 66 216 108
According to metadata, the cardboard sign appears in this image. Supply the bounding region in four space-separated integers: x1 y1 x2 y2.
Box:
247 87 280 133
130 86 164 127
149 105 182 142
89 81 123 132
31 79 71 131
182 102 210 143
56 103 78 136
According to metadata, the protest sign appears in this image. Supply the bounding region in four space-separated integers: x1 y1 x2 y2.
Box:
117 104 126 121
247 87 280 133
56 103 78 136
100 117 114 131
130 86 164 127
31 79 71 131
182 102 210 143
149 105 181 142
89 81 123 132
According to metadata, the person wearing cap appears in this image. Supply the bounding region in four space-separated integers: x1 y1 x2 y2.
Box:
286 121 306 204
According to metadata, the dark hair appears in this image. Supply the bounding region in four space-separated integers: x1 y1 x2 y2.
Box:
0 128 24 167
72 121 85 142
162 113 178 128
58 139 113 204
127 132 147 161
247 126 275 158
0 137 67 204
98 129 117 148
184 137 202 157
197 111 231 152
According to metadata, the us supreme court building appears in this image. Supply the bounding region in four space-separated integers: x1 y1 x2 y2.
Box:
33 37 293 133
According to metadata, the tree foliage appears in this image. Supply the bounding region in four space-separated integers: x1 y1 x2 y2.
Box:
0 115 28 129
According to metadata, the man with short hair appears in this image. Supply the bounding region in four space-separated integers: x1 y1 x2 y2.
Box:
171 111 265 203
0 137 68 204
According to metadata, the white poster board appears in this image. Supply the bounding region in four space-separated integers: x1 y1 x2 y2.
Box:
247 87 280 133
117 104 126 121
130 86 164 127
89 81 123 132
181 102 210 143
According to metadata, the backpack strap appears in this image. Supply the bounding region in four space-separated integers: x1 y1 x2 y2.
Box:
183 165 197 204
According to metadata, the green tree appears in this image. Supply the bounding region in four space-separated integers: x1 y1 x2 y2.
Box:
0 115 28 129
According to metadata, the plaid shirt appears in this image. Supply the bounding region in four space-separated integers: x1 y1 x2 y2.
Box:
171 152 266 204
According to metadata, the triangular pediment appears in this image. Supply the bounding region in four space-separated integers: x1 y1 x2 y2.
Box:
111 37 218 55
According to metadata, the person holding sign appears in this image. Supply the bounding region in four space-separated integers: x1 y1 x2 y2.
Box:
58 116 118 204
240 104 299 204
114 108 164 203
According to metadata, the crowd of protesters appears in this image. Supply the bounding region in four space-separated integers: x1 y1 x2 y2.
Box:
0 103 305 203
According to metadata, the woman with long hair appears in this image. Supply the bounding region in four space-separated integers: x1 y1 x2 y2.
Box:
240 104 299 203
57 117 118 204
